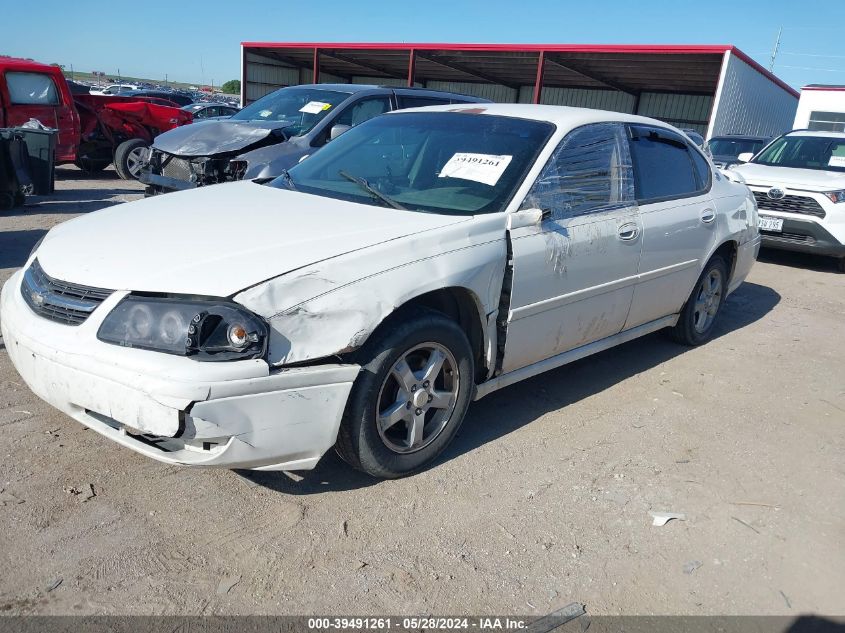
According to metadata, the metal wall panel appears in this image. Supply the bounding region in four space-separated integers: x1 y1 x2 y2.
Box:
351 76 409 87
637 92 713 134
541 87 636 113
424 81 518 102
244 52 299 104
707 52 798 139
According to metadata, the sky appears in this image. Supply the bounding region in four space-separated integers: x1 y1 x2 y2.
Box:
3 0 845 89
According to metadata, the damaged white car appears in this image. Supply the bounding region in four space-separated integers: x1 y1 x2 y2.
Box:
1 105 760 478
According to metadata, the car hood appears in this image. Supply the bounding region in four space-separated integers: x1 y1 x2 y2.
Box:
731 163 845 191
36 181 470 297
152 119 294 157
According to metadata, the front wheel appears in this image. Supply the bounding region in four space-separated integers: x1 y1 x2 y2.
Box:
669 255 728 346
113 139 150 180
335 311 474 478
837 257 845 273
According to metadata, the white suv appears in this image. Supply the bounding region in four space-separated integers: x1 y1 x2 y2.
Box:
732 130 845 272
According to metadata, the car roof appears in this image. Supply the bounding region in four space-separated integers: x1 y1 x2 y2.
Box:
387 102 683 130
0 56 63 73
182 102 234 109
785 129 845 139
284 83 487 100
710 134 771 141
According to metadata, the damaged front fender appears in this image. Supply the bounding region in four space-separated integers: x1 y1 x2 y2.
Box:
234 214 509 369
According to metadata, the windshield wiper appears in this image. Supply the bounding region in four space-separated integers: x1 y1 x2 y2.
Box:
338 170 407 210
279 169 297 191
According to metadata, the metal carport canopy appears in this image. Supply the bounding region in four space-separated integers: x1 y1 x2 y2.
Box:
239 42 798 103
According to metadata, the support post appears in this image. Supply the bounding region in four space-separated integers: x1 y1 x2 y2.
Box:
313 48 320 84
407 49 417 87
533 51 546 104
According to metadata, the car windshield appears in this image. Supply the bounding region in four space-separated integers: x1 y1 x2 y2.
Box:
753 135 845 172
707 137 768 158
232 87 350 136
269 111 554 215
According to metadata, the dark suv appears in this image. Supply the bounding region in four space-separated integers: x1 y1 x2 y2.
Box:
140 84 489 195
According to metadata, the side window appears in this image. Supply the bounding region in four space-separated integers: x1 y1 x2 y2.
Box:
688 145 712 191
6 72 59 105
397 96 449 109
521 122 635 219
629 126 700 201
334 96 392 127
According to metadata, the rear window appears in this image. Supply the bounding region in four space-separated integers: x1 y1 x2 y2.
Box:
397 96 450 109
629 126 701 201
6 71 59 105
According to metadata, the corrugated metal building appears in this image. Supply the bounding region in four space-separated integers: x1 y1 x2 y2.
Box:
240 43 799 138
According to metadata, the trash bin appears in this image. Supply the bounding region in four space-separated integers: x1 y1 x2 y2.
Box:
12 127 56 195
0 131 25 211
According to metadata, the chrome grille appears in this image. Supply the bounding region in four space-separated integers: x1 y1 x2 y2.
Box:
160 154 193 181
21 260 112 325
753 191 826 218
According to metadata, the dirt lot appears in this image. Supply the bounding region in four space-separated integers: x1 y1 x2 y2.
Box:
0 166 843 617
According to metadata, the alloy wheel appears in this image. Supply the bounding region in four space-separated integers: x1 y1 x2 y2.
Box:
376 342 459 454
693 268 723 333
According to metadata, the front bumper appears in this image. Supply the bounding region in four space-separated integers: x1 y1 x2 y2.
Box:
139 168 196 195
1 270 360 470
759 216 845 258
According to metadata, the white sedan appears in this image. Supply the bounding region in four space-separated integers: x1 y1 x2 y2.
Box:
1 105 760 478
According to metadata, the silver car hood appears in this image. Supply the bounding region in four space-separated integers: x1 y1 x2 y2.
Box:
152 119 294 157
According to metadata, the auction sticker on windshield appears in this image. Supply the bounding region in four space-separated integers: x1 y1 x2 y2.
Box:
828 155 845 168
439 153 513 186
300 101 332 114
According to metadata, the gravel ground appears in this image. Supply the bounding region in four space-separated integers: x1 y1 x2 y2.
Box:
0 166 843 617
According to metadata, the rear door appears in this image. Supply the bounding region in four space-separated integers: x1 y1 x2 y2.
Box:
503 122 643 374
623 125 718 329
1 69 77 161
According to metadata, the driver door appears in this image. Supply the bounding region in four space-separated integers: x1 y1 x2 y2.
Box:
502 123 643 374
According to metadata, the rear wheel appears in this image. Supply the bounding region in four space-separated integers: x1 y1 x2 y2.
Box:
114 139 149 180
837 257 845 273
669 255 728 346
335 311 474 478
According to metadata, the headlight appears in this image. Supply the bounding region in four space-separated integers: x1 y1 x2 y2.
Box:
97 296 268 361
823 190 845 204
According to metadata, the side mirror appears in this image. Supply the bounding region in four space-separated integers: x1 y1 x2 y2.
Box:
736 152 754 164
330 124 351 141
508 208 547 230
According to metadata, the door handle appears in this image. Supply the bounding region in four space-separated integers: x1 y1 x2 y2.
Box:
701 208 716 224
617 222 640 241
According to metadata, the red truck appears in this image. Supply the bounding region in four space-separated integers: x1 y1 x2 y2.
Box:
0 57 192 179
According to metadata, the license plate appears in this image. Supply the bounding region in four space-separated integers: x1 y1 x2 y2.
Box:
758 215 783 232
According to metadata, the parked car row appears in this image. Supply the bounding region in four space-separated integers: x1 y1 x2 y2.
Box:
2 102 761 478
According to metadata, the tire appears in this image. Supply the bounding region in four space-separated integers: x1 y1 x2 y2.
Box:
335 310 474 478
113 139 149 180
837 257 845 274
668 255 729 346
74 157 112 173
